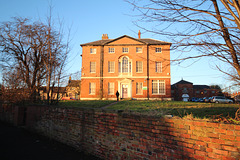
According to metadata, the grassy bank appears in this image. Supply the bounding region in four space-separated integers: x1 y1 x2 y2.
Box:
58 100 114 108
107 100 239 119
58 100 240 120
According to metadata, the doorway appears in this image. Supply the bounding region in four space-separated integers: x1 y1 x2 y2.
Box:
122 84 128 98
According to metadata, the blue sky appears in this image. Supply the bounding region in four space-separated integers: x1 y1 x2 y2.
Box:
0 0 230 89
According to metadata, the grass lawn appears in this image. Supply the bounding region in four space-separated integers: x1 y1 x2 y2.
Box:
57 100 240 121
107 100 240 119
58 100 114 108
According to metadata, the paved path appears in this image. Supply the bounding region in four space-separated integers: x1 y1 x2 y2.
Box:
101 101 120 109
0 122 101 160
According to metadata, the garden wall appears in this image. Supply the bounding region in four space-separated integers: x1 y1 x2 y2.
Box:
0 104 240 160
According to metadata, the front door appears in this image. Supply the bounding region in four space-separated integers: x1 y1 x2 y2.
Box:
122 85 128 98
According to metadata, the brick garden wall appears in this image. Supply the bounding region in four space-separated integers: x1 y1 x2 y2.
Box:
0 104 240 160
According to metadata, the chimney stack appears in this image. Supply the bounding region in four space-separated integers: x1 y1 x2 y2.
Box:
69 76 71 83
138 30 141 39
102 34 109 40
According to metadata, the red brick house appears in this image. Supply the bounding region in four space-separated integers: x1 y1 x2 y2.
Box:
80 32 171 100
171 79 221 101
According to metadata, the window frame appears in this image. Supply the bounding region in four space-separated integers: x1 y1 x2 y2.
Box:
90 48 96 54
118 56 132 73
89 82 96 95
122 57 129 73
155 47 162 53
136 82 143 95
136 61 143 73
90 61 96 73
155 61 162 73
136 47 142 53
152 80 165 95
108 61 115 73
108 47 115 53
122 47 129 53
108 82 114 95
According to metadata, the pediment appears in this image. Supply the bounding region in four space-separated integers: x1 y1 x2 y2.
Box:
106 35 145 45
119 78 132 83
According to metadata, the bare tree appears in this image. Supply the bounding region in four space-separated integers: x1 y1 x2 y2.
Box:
127 0 240 83
0 16 70 104
0 17 47 101
43 7 71 105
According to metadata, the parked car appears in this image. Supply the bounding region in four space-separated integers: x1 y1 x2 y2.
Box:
198 98 204 102
61 97 76 100
208 97 214 103
203 97 210 102
190 97 198 102
211 96 233 103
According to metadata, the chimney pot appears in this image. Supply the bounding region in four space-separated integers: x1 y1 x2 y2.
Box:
102 34 108 40
138 30 141 39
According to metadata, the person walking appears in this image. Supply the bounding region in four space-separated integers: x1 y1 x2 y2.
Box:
116 91 120 101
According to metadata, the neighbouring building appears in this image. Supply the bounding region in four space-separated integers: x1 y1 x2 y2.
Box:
38 87 66 100
39 77 81 100
65 76 81 100
80 32 172 100
171 79 221 101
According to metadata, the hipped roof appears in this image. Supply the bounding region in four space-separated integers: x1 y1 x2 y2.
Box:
80 35 171 46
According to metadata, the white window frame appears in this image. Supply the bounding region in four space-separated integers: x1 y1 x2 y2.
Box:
108 82 114 95
90 48 96 54
90 62 96 73
152 80 165 95
118 56 132 73
155 47 162 53
108 61 115 73
136 82 143 95
108 47 115 53
155 61 162 73
89 82 96 95
136 61 143 73
136 47 142 53
122 47 129 53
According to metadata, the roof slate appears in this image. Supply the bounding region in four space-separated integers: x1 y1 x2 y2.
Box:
193 85 210 89
80 35 171 46
67 80 81 87
173 79 193 85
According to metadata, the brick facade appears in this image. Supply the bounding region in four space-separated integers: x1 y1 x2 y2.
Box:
80 34 171 100
171 79 221 101
1 104 239 160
